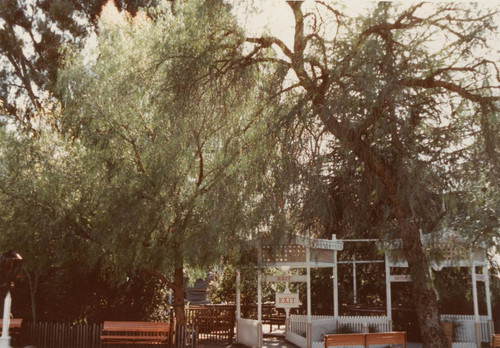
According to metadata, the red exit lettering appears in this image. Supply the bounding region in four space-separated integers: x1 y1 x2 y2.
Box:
277 276 291 282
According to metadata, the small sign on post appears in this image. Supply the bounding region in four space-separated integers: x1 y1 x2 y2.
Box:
390 274 412 282
276 292 300 308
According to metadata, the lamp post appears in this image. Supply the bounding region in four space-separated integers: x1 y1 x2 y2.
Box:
0 250 22 348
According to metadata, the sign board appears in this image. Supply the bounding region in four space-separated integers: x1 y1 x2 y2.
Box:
390 275 412 282
276 292 300 308
310 239 343 251
310 249 335 264
475 274 485 282
265 275 307 283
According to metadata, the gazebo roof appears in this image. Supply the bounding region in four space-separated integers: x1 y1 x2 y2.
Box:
254 235 343 268
378 229 488 269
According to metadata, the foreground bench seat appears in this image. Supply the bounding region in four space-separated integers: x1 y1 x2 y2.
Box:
0 319 23 330
492 334 500 348
324 333 366 347
324 331 406 348
101 321 170 345
365 332 406 347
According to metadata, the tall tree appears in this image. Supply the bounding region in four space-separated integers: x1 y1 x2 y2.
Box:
242 2 499 346
57 0 275 328
0 0 155 134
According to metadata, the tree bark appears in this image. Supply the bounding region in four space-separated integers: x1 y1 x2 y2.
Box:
173 263 185 344
398 215 448 347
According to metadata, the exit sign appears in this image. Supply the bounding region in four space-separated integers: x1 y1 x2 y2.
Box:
390 275 412 282
276 292 300 308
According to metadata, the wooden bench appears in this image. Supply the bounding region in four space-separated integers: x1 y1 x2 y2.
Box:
324 332 406 348
366 332 406 348
0 318 23 330
324 333 366 347
101 321 170 345
492 334 500 348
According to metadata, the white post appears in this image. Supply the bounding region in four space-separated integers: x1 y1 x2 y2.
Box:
484 265 492 320
471 259 481 348
306 244 312 348
484 264 494 342
257 268 262 321
236 269 241 344
353 257 357 304
257 267 262 348
236 270 241 319
332 235 339 319
0 291 12 348
385 251 392 323
257 242 263 348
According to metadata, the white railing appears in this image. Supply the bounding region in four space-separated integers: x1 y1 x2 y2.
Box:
337 316 391 333
237 318 260 348
289 315 334 337
441 314 493 343
288 315 390 348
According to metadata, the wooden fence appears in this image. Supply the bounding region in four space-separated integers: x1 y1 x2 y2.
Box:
16 306 235 347
21 322 103 348
185 304 235 344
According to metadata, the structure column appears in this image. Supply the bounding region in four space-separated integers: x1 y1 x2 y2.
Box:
0 291 12 348
333 235 339 319
385 251 392 330
353 257 357 304
236 270 241 319
257 242 263 348
306 244 312 348
471 259 481 348
236 269 241 344
257 268 263 348
484 265 492 320
484 265 494 338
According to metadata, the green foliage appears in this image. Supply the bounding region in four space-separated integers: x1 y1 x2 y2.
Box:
57 0 278 283
0 0 149 133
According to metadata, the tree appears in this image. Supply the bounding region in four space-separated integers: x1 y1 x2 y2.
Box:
57 0 276 328
0 0 155 134
242 2 499 346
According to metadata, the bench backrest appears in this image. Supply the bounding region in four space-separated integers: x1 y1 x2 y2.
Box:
102 321 169 333
492 334 500 348
324 333 365 347
0 319 23 329
365 332 406 346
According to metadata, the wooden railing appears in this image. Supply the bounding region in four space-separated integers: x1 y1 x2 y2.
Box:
185 304 235 344
23 322 103 348
20 311 234 348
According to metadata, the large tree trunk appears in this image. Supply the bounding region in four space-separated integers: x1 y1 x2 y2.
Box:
173 264 185 345
399 216 447 348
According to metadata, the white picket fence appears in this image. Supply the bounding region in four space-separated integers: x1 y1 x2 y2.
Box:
441 314 493 343
288 315 391 348
337 315 392 333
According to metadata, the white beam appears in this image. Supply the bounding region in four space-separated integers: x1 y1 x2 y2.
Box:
385 252 392 321
333 235 339 318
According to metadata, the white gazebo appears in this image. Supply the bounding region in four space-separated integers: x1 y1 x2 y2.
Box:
235 230 493 348
235 234 343 348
